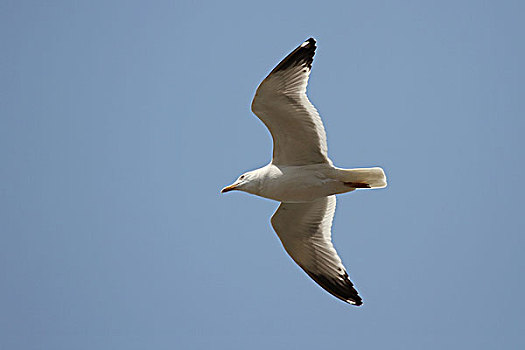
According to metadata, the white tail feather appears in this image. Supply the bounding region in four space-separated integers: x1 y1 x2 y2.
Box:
336 167 387 189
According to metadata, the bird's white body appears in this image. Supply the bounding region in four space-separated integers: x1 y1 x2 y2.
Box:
257 164 342 202
246 164 385 203
221 38 387 306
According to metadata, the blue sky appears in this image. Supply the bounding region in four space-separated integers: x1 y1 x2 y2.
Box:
1 0 524 349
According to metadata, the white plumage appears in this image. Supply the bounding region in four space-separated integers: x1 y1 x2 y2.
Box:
222 38 387 305
251 40 330 166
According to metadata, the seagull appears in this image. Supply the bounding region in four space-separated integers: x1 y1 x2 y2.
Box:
221 38 387 306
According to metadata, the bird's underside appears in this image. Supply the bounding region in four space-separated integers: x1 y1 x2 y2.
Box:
222 38 387 306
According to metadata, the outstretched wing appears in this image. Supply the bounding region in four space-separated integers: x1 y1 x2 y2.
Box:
271 196 362 305
251 38 332 166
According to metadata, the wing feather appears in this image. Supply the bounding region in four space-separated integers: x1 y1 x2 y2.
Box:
251 38 332 166
271 196 362 305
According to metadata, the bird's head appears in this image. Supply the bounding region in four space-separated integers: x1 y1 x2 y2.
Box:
221 170 260 195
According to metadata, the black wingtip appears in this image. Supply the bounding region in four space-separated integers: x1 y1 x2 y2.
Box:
305 37 316 46
352 298 363 306
270 38 317 74
306 270 363 306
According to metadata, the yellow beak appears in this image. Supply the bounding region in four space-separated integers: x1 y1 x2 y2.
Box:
221 183 239 193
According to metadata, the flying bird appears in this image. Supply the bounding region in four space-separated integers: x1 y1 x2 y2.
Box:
221 38 387 306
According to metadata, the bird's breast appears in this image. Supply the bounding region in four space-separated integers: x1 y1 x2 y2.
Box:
257 165 339 202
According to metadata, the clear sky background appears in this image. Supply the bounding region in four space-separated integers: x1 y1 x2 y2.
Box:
1 1 524 349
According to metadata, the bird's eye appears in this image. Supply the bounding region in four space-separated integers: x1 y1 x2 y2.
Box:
240 175 245 180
